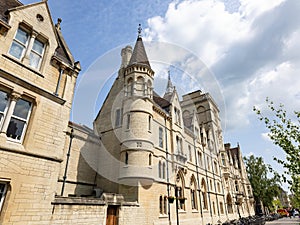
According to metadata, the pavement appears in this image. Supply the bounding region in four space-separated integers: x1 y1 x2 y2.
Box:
266 217 300 224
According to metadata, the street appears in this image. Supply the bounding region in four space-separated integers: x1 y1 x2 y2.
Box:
266 217 300 224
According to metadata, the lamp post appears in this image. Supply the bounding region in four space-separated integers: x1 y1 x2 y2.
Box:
168 185 186 225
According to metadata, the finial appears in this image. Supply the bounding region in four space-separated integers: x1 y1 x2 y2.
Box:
56 18 62 30
168 70 171 80
138 24 142 38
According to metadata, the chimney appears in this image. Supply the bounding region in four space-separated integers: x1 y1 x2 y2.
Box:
121 45 132 68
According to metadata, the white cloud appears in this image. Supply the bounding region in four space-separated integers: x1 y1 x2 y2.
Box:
261 132 271 142
145 0 300 132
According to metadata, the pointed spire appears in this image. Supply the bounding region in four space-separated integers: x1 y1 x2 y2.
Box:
165 70 174 94
128 24 151 67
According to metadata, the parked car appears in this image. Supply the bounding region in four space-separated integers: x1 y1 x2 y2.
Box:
277 209 289 217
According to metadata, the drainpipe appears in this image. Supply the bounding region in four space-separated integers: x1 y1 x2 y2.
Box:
165 118 171 225
61 128 74 196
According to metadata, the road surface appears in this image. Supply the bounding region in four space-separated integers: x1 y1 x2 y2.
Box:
266 217 300 224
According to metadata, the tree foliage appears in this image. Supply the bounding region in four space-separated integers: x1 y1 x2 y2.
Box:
243 155 281 211
253 98 300 207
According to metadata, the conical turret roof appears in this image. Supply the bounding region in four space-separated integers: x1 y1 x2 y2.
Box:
128 36 150 67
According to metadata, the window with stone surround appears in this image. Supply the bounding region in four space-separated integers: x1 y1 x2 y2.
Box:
0 183 8 214
9 26 46 70
0 90 32 142
115 108 122 127
158 127 163 148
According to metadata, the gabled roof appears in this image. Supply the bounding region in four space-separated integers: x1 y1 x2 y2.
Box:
128 36 150 67
0 0 22 23
153 91 171 113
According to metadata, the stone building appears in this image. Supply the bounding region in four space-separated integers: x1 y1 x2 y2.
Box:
0 0 255 224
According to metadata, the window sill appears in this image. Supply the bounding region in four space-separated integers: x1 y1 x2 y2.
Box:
178 209 186 214
2 54 44 77
159 214 168 218
192 209 199 213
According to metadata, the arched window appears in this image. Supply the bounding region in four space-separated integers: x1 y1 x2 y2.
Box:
190 176 198 210
198 152 202 167
227 194 233 214
127 77 134 96
176 172 185 210
188 145 192 162
214 161 218 174
162 162 166 179
146 80 152 97
201 178 208 209
136 76 144 96
158 161 162 178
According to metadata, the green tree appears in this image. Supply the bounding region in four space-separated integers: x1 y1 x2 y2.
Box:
253 98 300 207
243 155 281 213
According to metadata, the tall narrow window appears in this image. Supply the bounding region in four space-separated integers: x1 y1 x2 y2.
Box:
29 39 45 69
115 109 122 127
0 183 8 213
126 114 130 129
213 202 216 214
0 91 9 126
149 154 152 166
148 116 151 131
190 177 197 210
220 202 224 214
159 196 163 214
158 161 162 178
188 145 192 162
221 153 226 166
163 196 168 214
227 194 233 213
162 162 166 179
201 179 208 210
159 127 163 148
125 152 128 165
235 181 239 192
198 152 202 167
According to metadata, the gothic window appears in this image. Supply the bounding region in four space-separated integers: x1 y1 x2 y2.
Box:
127 78 134 96
201 178 208 210
197 152 203 167
217 182 221 193
159 127 163 148
159 195 168 215
136 76 144 96
227 194 233 214
9 27 46 70
146 80 152 97
190 176 197 210
0 90 32 142
0 183 8 214
174 107 181 126
207 156 210 171
176 172 185 210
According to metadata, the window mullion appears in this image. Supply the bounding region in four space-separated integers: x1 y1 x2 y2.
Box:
23 31 38 63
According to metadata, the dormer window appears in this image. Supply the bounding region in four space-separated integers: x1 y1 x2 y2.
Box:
9 26 46 70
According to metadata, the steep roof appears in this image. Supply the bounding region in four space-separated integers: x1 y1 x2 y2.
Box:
153 91 171 113
128 36 150 67
0 0 22 23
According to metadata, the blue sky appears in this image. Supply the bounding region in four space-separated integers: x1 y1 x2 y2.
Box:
22 0 300 191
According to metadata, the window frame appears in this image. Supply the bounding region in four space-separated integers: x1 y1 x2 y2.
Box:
0 182 8 214
158 127 163 148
